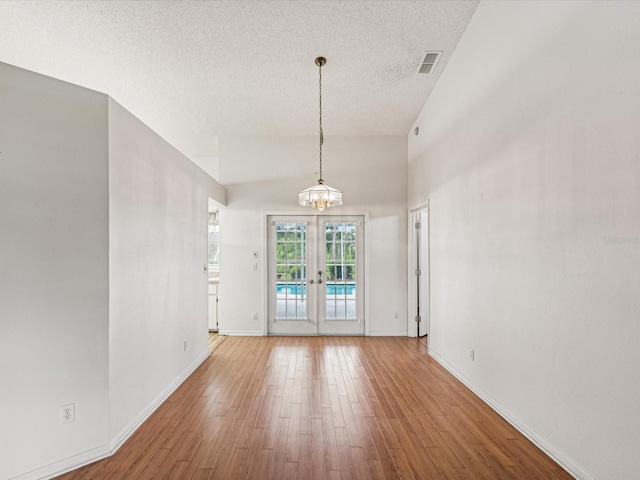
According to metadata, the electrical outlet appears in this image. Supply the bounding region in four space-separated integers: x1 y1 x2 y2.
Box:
470 349 475 361
184 340 188 351
60 403 75 424
252 312 258 320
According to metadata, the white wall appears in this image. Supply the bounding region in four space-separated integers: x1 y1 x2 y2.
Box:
108 98 224 447
0 62 110 479
0 61 228 479
218 135 407 336
408 2 640 479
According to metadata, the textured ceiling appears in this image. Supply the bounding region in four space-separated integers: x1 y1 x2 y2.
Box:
0 0 478 159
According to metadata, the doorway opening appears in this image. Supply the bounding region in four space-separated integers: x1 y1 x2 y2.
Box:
207 209 220 334
409 204 430 348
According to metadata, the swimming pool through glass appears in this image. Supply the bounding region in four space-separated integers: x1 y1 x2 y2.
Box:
276 282 356 296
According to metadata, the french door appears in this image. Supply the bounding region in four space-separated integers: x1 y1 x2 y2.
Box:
267 215 365 335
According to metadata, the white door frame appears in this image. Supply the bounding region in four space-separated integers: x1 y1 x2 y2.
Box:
408 201 430 346
263 211 370 336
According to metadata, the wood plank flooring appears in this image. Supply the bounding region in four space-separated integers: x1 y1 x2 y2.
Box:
55 336 572 480
208 332 227 353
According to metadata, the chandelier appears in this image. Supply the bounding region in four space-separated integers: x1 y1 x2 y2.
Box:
298 57 343 210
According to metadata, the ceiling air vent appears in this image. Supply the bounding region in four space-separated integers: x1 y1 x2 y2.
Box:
417 52 441 75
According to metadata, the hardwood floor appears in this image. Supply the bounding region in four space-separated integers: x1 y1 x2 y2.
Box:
208 332 227 353
55 336 572 479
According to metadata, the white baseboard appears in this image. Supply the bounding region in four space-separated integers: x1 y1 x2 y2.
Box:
428 349 593 480
218 330 264 336
9 445 111 480
109 349 211 452
368 330 408 336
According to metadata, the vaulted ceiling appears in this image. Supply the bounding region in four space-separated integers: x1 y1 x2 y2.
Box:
0 0 478 160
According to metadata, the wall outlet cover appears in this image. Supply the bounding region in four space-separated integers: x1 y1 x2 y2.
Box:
60 403 75 424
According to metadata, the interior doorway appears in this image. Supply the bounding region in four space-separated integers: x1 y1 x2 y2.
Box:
207 202 220 333
410 204 430 344
267 215 365 335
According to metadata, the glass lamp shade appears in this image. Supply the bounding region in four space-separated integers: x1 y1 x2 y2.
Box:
298 179 343 211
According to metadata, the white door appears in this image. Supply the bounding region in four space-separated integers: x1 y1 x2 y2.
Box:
268 215 365 335
411 208 429 338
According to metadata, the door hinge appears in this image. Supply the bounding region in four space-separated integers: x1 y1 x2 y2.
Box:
415 222 421 229
415 315 422 324
415 269 421 276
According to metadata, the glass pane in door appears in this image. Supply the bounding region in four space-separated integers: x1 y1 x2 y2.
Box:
275 221 307 319
324 221 358 320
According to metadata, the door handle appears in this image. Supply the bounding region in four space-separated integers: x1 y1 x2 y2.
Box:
318 271 323 284
309 279 315 284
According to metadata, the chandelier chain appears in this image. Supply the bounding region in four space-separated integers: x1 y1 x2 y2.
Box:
319 60 323 180
298 56 342 210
